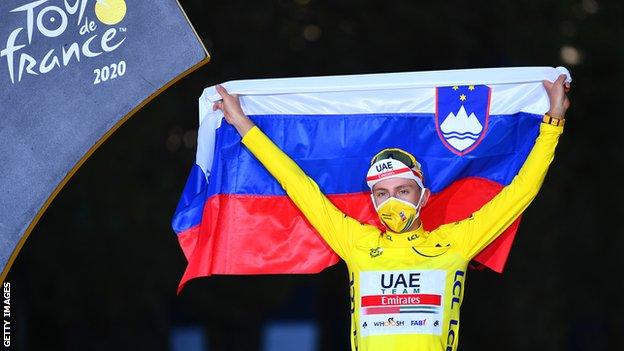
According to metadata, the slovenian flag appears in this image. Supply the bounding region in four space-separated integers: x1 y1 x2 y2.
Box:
173 67 571 292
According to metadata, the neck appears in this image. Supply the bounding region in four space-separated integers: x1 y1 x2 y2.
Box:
406 219 423 232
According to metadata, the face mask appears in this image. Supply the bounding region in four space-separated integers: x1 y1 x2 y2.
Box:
373 192 425 233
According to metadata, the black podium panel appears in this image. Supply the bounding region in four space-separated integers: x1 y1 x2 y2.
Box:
0 0 209 279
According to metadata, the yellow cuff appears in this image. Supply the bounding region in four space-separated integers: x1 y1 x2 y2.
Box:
241 125 262 146
539 120 564 135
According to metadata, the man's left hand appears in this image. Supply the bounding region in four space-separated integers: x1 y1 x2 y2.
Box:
543 74 571 119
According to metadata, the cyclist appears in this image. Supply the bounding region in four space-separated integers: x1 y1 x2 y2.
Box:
212 75 570 351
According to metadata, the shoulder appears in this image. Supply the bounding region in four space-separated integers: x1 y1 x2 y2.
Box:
351 223 382 244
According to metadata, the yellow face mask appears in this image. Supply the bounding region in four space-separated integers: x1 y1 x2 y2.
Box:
374 197 421 233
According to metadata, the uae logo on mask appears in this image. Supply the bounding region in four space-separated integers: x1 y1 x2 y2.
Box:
435 85 491 156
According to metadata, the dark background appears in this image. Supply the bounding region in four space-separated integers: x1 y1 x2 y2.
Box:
6 0 623 350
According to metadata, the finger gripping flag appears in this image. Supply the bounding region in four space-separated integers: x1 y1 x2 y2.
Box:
173 67 571 292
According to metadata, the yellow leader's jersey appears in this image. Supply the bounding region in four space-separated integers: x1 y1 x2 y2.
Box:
241 122 563 351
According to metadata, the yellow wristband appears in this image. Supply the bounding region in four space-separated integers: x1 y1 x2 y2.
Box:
542 114 565 127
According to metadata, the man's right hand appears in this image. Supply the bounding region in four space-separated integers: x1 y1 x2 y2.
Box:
213 84 255 136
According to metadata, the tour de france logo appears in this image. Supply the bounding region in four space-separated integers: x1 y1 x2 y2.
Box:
1 0 129 85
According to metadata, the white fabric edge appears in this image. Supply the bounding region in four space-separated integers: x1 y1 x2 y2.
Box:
196 94 223 177
200 66 571 104
220 82 549 116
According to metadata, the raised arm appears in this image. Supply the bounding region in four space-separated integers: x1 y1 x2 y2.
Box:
213 85 364 259
435 75 570 259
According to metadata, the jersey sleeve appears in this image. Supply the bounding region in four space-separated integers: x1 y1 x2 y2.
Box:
435 122 564 259
241 126 363 259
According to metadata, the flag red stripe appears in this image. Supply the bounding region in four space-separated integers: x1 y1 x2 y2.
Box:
177 177 520 293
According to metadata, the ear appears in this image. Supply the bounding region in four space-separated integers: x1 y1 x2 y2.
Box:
420 188 431 207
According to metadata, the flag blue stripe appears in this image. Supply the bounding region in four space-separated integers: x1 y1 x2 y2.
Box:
205 112 541 197
172 164 208 233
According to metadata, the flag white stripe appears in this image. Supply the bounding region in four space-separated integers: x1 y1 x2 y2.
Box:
196 66 571 177
199 66 570 123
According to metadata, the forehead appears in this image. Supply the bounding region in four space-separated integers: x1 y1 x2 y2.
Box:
372 177 419 191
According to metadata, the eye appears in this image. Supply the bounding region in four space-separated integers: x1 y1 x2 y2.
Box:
400 189 409 195
375 192 387 198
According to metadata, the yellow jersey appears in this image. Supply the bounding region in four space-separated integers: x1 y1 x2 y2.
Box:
241 122 563 351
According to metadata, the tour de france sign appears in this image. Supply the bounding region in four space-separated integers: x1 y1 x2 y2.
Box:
0 0 209 280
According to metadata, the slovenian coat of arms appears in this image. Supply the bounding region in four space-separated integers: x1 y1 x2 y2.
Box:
435 85 491 156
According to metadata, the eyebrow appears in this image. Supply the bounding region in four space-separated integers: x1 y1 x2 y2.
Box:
374 184 416 193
